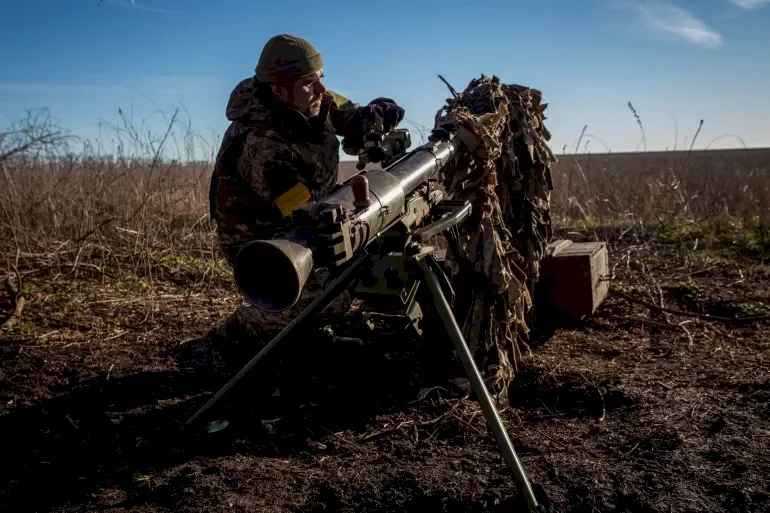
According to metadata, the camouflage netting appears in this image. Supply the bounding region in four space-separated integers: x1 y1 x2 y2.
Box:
433 75 556 405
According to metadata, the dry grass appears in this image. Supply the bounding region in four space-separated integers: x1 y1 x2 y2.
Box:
2 110 769 513
550 147 770 261
2 109 769 289
0 110 223 292
552 148 770 226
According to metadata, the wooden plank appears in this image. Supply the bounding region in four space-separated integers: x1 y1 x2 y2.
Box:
546 239 573 258
558 241 604 257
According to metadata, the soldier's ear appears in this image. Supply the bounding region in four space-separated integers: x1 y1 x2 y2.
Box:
270 83 289 102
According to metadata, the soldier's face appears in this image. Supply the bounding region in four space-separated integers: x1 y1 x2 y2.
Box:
275 71 327 117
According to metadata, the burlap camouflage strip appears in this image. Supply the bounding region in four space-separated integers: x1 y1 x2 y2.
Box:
434 75 556 405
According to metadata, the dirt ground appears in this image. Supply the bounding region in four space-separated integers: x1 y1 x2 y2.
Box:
1 228 768 513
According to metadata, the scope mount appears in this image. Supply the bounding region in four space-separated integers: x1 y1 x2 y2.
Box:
353 128 412 170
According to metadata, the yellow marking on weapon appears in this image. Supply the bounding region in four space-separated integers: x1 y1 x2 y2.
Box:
273 182 311 217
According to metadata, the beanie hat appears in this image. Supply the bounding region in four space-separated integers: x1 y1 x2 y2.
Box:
255 34 323 83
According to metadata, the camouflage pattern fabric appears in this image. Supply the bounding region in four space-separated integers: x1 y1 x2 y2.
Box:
211 78 353 265
209 77 403 265
434 75 556 405
209 77 395 341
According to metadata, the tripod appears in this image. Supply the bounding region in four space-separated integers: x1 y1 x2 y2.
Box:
183 201 544 511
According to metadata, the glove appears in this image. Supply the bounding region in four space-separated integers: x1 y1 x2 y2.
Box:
361 98 405 135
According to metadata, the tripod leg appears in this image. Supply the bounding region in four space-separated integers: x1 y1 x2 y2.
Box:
417 256 540 511
182 253 368 430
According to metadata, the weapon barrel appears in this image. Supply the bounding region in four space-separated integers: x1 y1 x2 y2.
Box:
234 136 463 312
388 137 460 196
323 137 463 239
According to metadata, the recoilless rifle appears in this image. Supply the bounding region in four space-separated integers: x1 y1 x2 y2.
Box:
184 125 548 511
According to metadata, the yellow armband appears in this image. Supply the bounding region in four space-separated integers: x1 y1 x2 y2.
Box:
273 182 312 217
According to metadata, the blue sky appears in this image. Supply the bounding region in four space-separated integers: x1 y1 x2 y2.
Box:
1 0 768 160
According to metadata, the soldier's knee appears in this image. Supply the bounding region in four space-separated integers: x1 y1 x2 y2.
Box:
234 302 294 336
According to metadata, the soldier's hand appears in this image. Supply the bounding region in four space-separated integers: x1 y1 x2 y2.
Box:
363 98 405 134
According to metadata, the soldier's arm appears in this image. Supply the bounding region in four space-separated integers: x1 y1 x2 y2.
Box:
326 91 405 152
326 90 361 143
238 132 313 219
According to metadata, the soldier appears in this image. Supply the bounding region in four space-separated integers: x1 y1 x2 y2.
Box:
207 34 405 353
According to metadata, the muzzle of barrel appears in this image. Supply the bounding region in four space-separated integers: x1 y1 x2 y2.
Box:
233 239 313 312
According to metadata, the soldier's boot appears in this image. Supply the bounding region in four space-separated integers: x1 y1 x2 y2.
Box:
210 312 248 344
199 278 353 365
176 318 244 369
204 308 270 364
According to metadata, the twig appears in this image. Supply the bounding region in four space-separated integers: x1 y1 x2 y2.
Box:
664 266 717 282
0 131 63 162
624 442 640 456
88 298 144 306
725 269 745 289
65 414 80 431
680 119 704 174
627 102 647 153
358 420 415 443
611 289 770 324
572 125 590 189
40 315 93 332
655 281 665 310
437 75 459 99
678 321 695 348
104 330 129 342
38 329 61 340
601 314 682 331
358 400 464 443
319 428 365 455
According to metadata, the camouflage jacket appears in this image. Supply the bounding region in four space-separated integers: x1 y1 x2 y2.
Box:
209 77 372 265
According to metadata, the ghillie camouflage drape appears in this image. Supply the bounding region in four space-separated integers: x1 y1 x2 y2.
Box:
434 75 556 404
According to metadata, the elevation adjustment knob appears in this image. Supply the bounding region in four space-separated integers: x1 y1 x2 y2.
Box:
351 174 372 209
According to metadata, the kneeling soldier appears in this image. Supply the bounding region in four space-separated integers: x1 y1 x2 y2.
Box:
208 34 405 349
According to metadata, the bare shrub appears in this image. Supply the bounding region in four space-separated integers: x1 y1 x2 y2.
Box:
2 108 768 286
0 109 218 288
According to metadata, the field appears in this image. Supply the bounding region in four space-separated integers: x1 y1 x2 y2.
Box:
1 118 769 512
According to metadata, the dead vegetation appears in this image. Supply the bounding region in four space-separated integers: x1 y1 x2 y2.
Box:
1 110 769 512
2 109 768 291
0 110 223 295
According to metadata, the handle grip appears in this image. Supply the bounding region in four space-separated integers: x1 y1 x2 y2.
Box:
409 200 472 242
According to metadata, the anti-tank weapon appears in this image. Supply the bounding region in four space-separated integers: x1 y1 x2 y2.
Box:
184 126 545 511
233 127 461 321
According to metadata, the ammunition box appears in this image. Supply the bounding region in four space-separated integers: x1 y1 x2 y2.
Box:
541 240 609 318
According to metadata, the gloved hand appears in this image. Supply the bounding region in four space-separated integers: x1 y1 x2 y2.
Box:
360 98 405 135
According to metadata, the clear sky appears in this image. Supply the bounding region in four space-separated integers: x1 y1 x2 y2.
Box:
1 0 768 160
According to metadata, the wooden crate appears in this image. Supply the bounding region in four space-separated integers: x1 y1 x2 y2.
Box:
540 240 609 318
